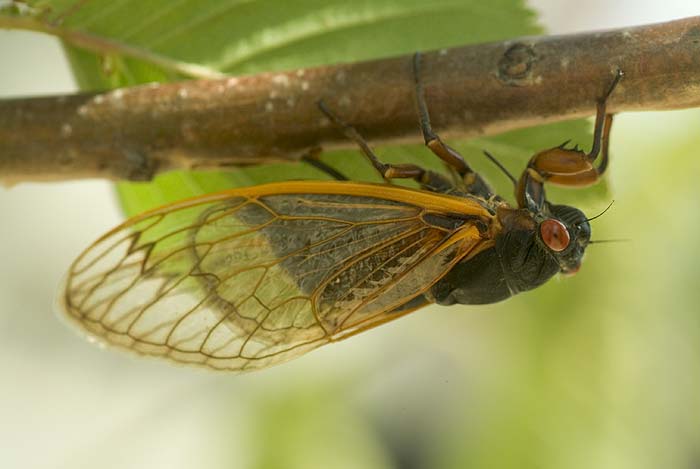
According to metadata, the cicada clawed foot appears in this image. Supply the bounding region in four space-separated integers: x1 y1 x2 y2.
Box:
516 68 624 211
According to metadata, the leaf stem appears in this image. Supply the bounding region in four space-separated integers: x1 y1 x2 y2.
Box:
0 15 226 79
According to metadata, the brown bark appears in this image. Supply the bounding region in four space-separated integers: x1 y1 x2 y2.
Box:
2 16 700 184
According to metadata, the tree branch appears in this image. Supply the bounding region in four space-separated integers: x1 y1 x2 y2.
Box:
2 16 700 184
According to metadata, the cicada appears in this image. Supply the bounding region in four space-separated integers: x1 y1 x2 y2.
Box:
59 54 623 372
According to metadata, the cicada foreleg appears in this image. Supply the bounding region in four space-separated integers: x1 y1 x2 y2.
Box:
516 69 624 211
317 100 457 194
413 52 495 200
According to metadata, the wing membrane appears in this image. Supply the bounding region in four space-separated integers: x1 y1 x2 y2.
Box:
60 182 491 371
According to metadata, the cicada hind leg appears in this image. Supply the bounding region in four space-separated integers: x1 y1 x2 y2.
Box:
317 100 458 194
413 52 496 200
316 52 501 197
516 69 624 211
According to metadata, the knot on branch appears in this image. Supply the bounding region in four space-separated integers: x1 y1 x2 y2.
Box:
498 43 537 86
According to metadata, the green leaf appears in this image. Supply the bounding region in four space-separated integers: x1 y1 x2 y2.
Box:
9 0 605 216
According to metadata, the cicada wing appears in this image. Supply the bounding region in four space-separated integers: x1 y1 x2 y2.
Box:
60 182 489 371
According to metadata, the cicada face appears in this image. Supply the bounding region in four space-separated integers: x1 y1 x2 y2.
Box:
545 204 592 275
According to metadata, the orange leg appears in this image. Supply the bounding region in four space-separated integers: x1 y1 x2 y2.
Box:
516 70 623 210
413 52 495 199
318 100 457 193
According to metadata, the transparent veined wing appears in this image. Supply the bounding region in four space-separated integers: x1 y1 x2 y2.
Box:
60 181 494 371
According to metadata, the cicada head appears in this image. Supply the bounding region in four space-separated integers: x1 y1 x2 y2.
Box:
492 207 561 296
497 202 592 285
545 203 592 275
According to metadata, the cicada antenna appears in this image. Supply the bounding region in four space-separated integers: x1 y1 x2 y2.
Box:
588 238 630 244
482 150 517 188
581 200 615 224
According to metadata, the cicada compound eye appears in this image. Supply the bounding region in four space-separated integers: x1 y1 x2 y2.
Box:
540 219 570 252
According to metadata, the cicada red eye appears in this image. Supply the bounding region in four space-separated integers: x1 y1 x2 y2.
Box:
540 219 570 252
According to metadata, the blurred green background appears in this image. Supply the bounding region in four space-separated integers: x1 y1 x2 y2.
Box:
1 1 700 468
